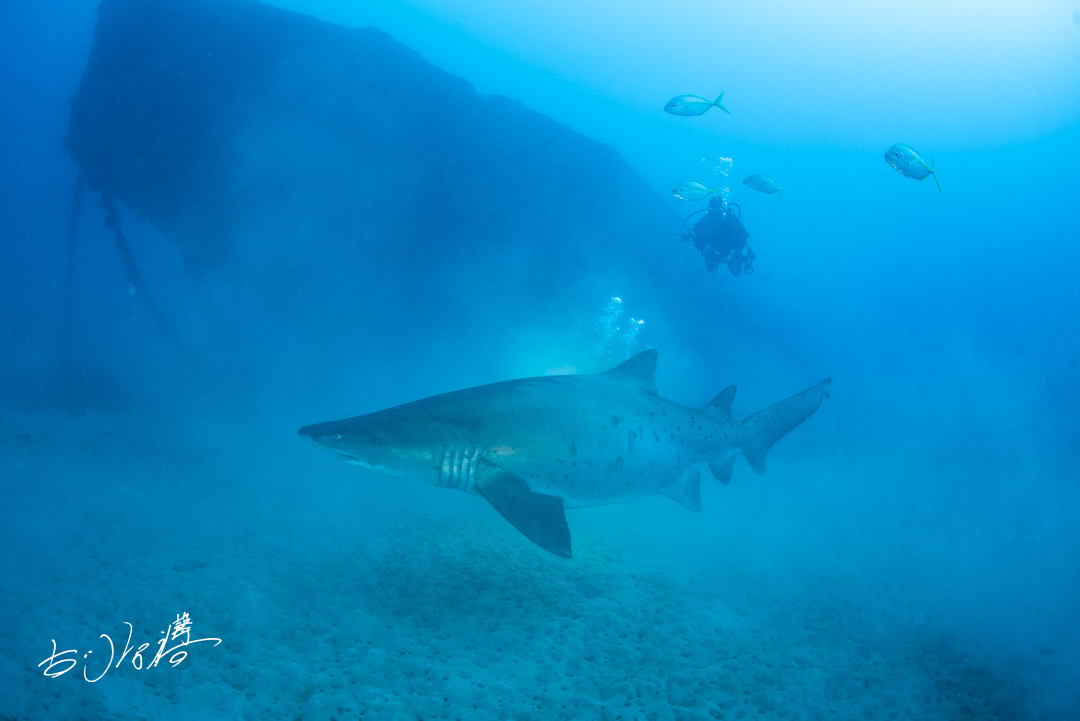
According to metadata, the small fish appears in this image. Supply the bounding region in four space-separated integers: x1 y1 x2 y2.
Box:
664 93 731 117
672 181 719 202
743 174 782 199
884 144 941 193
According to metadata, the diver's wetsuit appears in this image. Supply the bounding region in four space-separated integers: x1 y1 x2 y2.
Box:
682 197 755 276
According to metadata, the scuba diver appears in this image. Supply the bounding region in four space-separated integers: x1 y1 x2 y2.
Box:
680 196 755 276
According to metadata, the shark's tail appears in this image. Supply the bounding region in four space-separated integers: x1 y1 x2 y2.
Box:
738 379 831 474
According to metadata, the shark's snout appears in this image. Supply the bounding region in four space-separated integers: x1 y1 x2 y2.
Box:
299 414 421 478
298 422 366 466
297 422 344 446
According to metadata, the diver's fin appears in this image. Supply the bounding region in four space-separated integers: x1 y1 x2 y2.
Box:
740 379 831 474
714 92 731 114
477 472 571 558
708 454 736 485
662 467 702 511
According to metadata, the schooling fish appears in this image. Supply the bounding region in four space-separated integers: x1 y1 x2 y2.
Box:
672 181 719 202
299 350 830 558
884 144 941 193
664 93 731 116
743 174 783 200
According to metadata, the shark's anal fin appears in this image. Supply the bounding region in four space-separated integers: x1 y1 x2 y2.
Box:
708 454 736 485
477 472 572 558
662 466 702 511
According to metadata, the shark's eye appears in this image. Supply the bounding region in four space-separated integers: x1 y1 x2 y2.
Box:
334 434 342 441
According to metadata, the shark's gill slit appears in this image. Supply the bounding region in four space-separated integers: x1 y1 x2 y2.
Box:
438 445 480 491
464 445 480 493
438 445 453 488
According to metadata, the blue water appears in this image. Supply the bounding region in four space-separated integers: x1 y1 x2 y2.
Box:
2 0 1079 719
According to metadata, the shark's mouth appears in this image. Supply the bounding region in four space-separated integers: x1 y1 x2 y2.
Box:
339 455 410 478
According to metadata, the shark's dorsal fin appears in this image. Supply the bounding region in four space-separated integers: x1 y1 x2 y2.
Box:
702 385 737 422
602 349 658 395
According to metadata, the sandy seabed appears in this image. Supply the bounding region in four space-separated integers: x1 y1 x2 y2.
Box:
0 403 1059 721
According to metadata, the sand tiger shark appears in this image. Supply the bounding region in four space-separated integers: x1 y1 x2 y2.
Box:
299 350 829 558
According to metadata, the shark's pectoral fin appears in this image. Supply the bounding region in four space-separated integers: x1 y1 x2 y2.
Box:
662 466 702 511
477 472 572 558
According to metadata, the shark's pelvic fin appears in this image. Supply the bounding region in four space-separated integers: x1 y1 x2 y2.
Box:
662 466 702 511
477 471 572 558
603 349 658 395
739 379 831 474
702 385 737 422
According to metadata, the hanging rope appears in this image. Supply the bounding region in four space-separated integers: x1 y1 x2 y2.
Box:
97 190 193 360
61 168 85 365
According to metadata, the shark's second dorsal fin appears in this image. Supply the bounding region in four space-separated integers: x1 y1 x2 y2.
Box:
602 349 658 395
702 385 737 421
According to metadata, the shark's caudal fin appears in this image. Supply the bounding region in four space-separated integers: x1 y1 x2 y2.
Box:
739 379 831 474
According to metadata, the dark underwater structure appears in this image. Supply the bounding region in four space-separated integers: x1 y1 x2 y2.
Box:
65 0 673 275
62 0 754 415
